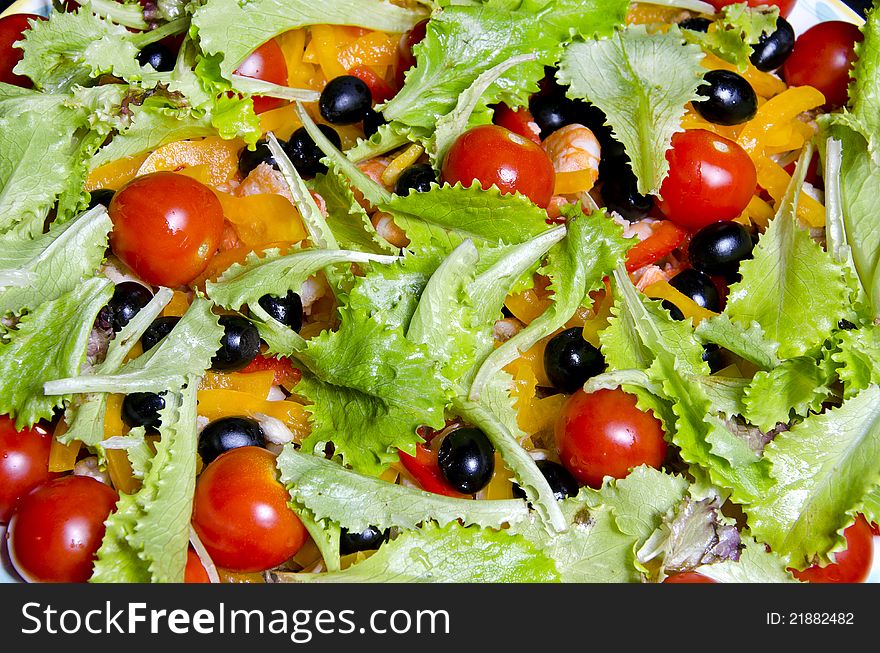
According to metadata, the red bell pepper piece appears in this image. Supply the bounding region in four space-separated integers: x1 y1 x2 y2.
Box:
625 220 687 272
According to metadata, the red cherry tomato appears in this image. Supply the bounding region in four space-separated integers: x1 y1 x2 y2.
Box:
0 14 43 88
555 388 667 488
7 476 118 583
109 172 225 287
185 547 211 583
625 220 687 272
234 39 288 114
192 446 306 573
658 130 757 231
398 444 468 498
663 571 716 583
348 65 396 104
791 515 874 583
239 354 301 387
782 21 863 111
0 416 58 523
705 0 797 17
493 104 542 144
442 125 556 208
395 18 428 88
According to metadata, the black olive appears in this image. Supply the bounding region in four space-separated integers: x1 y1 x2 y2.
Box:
688 221 755 279
136 42 175 72
211 315 261 372
679 17 712 32
693 70 758 126
238 139 278 178
104 282 153 332
600 167 653 221
838 319 857 330
662 299 686 321
437 427 495 494
319 75 372 125
750 17 796 72
141 316 181 352
87 189 115 210
283 125 342 179
512 460 579 502
543 327 605 393
339 526 389 555
702 343 724 374
529 90 576 139
122 392 165 430
258 291 303 332
669 269 722 312
394 163 436 196
362 108 386 138
197 417 265 464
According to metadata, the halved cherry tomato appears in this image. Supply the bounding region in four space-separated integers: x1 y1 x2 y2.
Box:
555 388 667 488
705 0 797 17
348 64 396 104
234 39 289 114
185 547 211 583
782 21 863 111
658 130 757 231
192 446 306 572
663 571 716 583
442 125 556 208
791 515 874 583
0 416 58 523
0 14 43 88
398 444 468 498
493 104 542 144
239 353 301 387
625 220 687 272
109 172 225 287
8 476 118 583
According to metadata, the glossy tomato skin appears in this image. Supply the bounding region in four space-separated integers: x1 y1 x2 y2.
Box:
658 130 757 230
0 416 57 523
0 14 43 87
185 548 211 583
192 446 306 573
8 476 118 583
555 388 667 488
442 125 555 208
234 39 288 114
109 172 225 287
791 515 874 583
663 571 716 584
782 21 863 111
705 0 797 17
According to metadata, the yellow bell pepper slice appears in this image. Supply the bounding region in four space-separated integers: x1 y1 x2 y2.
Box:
49 437 81 473
259 103 306 140
754 157 826 227
700 53 787 99
643 281 718 324
737 86 825 156
485 454 516 500
216 192 308 247
338 31 398 70
746 195 775 228
200 370 276 398
310 25 347 81
380 143 425 187
554 169 597 195
103 393 140 494
197 389 310 442
85 153 150 191
137 136 243 189
162 290 192 317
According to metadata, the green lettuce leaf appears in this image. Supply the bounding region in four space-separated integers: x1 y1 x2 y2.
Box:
0 206 111 316
309 172 396 254
558 25 705 195
695 313 780 371
0 277 113 429
748 385 880 569
276 445 529 531
271 522 560 583
91 381 200 583
741 357 836 431
683 3 778 71
694 537 798 583
832 324 880 398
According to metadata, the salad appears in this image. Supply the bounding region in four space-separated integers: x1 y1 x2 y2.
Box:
0 0 878 585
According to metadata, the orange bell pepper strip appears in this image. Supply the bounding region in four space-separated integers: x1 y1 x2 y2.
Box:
85 153 149 192
137 136 243 189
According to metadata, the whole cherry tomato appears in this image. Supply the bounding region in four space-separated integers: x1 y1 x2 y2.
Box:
442 124 556 208
109 172 225 287
658 130 757 230
791 515 874 583
7 476 118 583
555 388 667 488
782 21 863 111
192 446 306 573
493 104 542 144
0 13 43 88
234 39 289 114
663 571 716 583
0 416 58 523
185 547 211 583
705 0 797 17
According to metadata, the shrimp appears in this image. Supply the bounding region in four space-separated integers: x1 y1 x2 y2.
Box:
542 123 602 192
371 211 410 248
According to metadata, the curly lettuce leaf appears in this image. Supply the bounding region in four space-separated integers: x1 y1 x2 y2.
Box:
695 313 780 371
749 386 880 569
832 324 880 398
272 521 560 583
683 3 779 71
694 537 798 583
741 356 836 431
558 25 705 195
277 445 529 532
309 172 396 254
382 0 627 142
91 381 200 583
0 277 113 429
